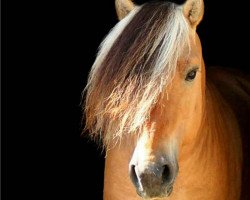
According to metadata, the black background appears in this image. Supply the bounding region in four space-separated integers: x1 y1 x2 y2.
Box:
3 0 249 199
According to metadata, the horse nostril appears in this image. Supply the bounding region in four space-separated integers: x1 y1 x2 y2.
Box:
129 163 176 198
162 165 171 184
129 165 139 188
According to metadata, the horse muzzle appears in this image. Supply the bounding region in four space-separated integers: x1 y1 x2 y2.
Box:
129 159 178 199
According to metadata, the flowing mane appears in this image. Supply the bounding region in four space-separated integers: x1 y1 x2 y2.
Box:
84 2 190 146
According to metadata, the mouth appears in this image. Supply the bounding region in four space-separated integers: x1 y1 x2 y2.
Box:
136 184 174 199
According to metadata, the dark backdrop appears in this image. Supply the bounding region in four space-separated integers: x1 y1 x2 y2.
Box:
3 0 249 199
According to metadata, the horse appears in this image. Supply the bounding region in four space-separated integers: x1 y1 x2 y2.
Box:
83 0 250 199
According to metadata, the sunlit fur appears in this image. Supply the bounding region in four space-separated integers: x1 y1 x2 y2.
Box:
85 2 190 147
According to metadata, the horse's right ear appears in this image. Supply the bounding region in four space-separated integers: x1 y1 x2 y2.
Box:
115 0 135 20
183 0 204 28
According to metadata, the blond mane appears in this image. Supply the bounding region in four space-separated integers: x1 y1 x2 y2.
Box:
84 2 190 147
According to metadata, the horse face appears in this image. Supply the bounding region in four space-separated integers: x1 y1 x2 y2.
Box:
85 0 205 198
129 33 204 199
117 0 205 198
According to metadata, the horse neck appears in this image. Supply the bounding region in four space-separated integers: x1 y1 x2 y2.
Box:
178 79 242 199
199 80 242 165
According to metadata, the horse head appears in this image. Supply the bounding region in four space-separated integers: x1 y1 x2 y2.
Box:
85 0 206 198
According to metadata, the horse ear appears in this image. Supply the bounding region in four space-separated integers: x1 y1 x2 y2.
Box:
183 0 204 28
115 0 135 20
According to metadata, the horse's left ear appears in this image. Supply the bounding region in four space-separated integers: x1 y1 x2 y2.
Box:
115 0 135 20
183 0 204 28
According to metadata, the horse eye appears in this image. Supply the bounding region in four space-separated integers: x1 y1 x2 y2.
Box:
185 69 197 81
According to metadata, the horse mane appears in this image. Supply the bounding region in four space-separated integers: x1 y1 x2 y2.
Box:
84 1 190 146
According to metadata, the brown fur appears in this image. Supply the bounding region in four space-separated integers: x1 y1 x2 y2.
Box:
207 67 250 199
